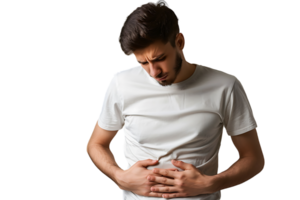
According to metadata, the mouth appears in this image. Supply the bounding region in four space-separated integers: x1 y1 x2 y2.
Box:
156 74 168 81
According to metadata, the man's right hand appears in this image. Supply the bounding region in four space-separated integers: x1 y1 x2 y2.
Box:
116 159 178 197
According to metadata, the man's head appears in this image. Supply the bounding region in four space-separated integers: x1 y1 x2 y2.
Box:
119 0 194 86
117 1 181 57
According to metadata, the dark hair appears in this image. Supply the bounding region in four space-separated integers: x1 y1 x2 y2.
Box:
119 0 179 55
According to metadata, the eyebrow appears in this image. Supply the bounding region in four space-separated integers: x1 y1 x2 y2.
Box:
137 53 166 64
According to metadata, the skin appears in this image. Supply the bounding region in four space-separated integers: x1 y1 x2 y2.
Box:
133 33 197 87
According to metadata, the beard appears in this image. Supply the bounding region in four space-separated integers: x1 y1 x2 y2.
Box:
156 52 182 87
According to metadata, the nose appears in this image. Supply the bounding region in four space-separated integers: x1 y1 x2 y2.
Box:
148 62 162 78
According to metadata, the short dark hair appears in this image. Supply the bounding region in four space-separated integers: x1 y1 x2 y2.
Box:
119 0 179 55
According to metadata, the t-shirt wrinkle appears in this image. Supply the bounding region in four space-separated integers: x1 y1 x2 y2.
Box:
97 64 257 200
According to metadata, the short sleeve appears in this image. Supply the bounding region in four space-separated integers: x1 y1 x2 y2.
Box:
97 73 124 131
223 78 258 136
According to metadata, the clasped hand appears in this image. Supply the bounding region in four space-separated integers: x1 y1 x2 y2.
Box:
117 159 215 199
147 159 215 198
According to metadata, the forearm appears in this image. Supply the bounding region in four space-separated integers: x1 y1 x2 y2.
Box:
87 144 124 186
209 156 264 193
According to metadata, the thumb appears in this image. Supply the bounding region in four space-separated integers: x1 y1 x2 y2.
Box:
171 159 193 170
138 159 158 167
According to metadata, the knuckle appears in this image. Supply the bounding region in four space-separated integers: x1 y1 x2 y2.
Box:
142 191 148 196
179 188 185 193
177 181 184 187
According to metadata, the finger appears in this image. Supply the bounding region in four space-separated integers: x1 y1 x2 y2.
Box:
147 174 175 186
150 185 178 194
165 168 179 171
161 192 188 199
153 184 167 187
138 159 158 167
159 168 178 177
152 168 175 178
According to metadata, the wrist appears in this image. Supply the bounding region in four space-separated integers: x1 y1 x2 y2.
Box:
114 167 125 189
206 175 218 194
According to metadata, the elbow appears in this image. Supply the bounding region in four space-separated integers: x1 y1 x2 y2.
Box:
259 145 265 173
253 150 265 174
261 158 267 173
84 143 89 155
256 155 265 174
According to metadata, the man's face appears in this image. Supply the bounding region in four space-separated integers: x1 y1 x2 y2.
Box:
133 39 182 87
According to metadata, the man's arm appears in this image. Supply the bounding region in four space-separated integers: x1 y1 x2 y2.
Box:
210 128 264 192
87 122 123 186
87 144 122 184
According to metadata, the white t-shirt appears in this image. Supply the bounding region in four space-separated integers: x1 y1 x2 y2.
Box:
98 64 257 200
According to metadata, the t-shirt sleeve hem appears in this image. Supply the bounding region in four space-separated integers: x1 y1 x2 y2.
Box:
97 120 122 131
227 123 257 136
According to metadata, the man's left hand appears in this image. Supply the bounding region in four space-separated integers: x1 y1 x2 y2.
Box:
147 159 215 198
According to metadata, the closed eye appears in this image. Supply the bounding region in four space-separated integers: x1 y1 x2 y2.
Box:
141 57 166 65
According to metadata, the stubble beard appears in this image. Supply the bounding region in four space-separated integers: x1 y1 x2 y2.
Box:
157 52 182 87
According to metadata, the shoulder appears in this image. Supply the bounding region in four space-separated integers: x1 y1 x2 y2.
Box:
116 66 142 78
200 64 238 92
112 66 147 95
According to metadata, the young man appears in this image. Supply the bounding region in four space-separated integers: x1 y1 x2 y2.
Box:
87 1 264 199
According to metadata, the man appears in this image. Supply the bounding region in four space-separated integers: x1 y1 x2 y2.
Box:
87 1 264 199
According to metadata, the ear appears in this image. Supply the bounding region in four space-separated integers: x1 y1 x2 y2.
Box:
176 33 185 51
181 32 187 47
